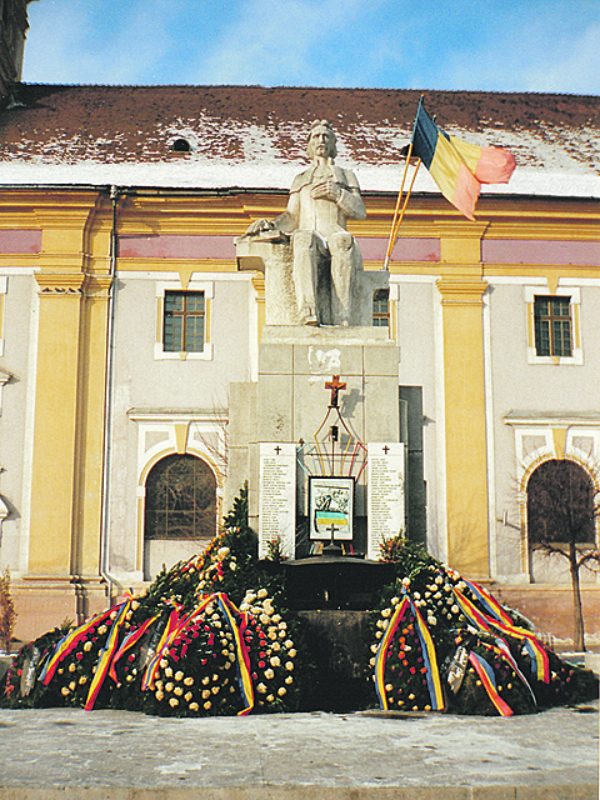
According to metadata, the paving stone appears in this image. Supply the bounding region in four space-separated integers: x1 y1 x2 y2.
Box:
0 703 597 799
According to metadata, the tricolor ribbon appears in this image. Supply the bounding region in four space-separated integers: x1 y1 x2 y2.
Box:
468 651 513 717
453 588 549 684
462 579 514 626
39 608 114 686
408 597 445 711
487 638 537 706
374 597 410 710
141 606 183 691
84 598 132 711
214 593 255 716
374 594 444 712
139 593 255 715
108 614 159 684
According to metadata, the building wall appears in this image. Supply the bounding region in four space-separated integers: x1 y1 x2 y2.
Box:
0 272 36 573
0 189 598 642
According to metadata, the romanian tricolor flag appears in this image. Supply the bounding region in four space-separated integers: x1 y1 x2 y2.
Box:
410 97 516 220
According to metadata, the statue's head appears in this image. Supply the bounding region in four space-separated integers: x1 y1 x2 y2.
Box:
307 119 337 160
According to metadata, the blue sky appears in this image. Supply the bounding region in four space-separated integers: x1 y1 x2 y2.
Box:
23 0 599 94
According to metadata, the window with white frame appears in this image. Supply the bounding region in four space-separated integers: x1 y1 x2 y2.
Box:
524 287 582 365
155 280 213 360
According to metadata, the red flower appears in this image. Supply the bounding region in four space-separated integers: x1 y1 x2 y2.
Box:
258 661 266 669
76 652 84 661
409 667 416 675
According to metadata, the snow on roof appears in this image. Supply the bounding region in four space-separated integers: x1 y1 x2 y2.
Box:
0 84 598 198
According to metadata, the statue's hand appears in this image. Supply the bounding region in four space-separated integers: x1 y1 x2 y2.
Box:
245 218 276 236
310 180 341 202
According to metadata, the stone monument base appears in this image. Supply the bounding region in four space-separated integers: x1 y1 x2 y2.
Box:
226 326 402 557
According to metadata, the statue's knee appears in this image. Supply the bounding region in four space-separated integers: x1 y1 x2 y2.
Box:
292 230 318 251
329 232 354 254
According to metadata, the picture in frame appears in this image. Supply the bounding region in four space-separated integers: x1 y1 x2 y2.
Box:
308 476 354 541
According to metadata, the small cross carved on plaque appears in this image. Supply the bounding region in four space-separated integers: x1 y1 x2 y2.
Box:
382 445 390 454
274 445 282 455
325 375 347 408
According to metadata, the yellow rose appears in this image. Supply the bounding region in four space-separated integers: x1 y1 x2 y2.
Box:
264 668 275 680
164 667 173 678
155 690 164 701
68 681 76 691
83 642 92 652
174 687 183 696
169 697 179 708
78 676 88 685
184 692 193 702
165 682 174 692
175 671 184 681
203 700 212 710
285 662 294 671
288 649 297 658
60 687 70 696
202 689 211 699
184 677 194 686
270 656 280 668
266 694 275 703
277 687 287 697
257 683 267 694
189 702 199 711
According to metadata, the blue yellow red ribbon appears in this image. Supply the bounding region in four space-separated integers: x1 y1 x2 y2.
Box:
453 587 549 684
462 579 514 626
408 597 445 711
84 598 131 711
214 593 255 716
374 597 409 710
109 613 159 684
468 651 513 717
39 607 113 685
141 606 183 691
374 594 444 712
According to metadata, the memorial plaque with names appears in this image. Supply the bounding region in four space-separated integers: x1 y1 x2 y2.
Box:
367 442 406 560
259 443 297 560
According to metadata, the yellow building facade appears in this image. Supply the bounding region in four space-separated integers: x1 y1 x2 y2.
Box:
0 81 598 644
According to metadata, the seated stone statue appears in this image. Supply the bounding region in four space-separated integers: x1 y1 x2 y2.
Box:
242 120 367 326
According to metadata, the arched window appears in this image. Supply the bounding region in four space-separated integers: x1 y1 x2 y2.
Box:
144 454 216 541
527 459 596 545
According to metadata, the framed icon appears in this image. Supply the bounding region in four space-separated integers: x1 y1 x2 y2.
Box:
308 476 354 541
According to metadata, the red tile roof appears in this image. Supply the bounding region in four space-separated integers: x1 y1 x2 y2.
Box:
0 84 598 195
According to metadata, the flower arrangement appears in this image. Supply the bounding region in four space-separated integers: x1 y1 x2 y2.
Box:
368 538 597 716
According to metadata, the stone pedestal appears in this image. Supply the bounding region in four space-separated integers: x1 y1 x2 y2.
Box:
226 326 402 556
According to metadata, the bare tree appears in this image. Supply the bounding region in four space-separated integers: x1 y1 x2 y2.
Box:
526 459 600 651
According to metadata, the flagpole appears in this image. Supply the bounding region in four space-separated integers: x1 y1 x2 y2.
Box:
383 141 413 270
383 95 425 271
391 157 422 240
